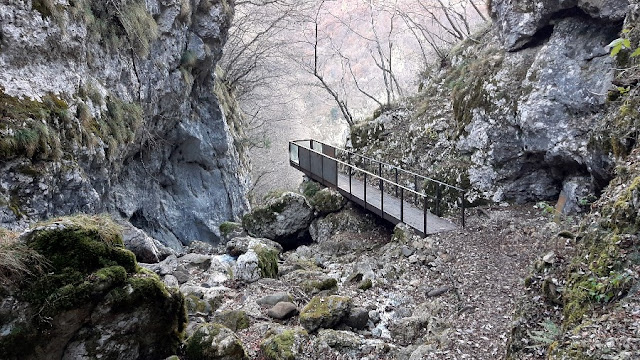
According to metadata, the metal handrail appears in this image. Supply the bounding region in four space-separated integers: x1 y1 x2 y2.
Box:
289 139 466 229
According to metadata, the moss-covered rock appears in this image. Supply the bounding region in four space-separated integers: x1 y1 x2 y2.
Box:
302 277 338 295
185 323 249 360
212 310 250 332
242 192 314 248
299 295 352 333
260 328 308 360
309 187 346 215
0 214 187 360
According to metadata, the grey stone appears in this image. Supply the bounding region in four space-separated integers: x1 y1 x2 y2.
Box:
242 192 314 247
345 307 369 330
267 302 299 320
317 329 362 349
0 0 249 250
185 324 248 359
226 236 283 257
491 0 629 51
234 251 261 282
173 271 191 284
299 295 352 332
163 275 179 288
368 310 381 324
401 246 414 257
121 222 166 263
178 253 213 270
427 286 452 298
257 292 293 306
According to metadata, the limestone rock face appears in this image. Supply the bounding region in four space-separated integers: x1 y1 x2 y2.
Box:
491 0 630 50
351 0 629 209
0 0 249 249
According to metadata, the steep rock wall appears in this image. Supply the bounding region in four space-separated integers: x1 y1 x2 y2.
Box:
0 0 249 249
351 0 629 210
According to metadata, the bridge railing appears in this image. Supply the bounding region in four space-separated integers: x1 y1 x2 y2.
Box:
289 139 466 230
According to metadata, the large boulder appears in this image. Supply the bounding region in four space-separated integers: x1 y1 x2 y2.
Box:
0 215 187 360
185 323 248 360
260 328 308 360
120 221 176 263
307 187 346 215
299 295 352 333
242 192 314 248
229 236 281 282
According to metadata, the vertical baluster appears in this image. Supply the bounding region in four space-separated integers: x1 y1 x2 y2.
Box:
348 152 352 194
414 175 418 204
436 184 441 217
400 188 404 222
395 168 398 197
423 196 427 236
364 172 367 211
461 191 466 228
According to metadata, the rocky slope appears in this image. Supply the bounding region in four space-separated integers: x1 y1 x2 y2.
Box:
132 184 567 359
350 0 630 212
0 0 250 250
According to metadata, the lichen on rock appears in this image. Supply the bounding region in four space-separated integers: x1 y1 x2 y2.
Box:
185 323 249 360
299 295 352 333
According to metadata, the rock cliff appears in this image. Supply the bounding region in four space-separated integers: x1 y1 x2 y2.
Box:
0 0 249 250
350 0 630 212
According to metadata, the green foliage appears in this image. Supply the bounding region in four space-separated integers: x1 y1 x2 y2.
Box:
70 0 159 57
219 221 241 236
213 310 250 332
526 320 560 350
300 181 322 199
260 329 307 360
255 245 279 278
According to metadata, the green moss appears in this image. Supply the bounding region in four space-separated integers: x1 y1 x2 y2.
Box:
301 181 322 199
219 221 241 236
186 323 248 360
302 277 338 295
450 53 504 138
261 329 308 360
358 278 372 291
213 310 250 331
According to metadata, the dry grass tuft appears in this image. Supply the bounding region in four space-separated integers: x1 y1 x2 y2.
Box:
0 228 47 287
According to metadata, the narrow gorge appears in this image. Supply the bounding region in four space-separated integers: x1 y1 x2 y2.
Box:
1 0 639 359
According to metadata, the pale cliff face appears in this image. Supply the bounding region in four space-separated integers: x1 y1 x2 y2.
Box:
0 0 250 249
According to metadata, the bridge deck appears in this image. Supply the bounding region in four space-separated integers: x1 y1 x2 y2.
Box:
336 174 457 235
289 139 463 236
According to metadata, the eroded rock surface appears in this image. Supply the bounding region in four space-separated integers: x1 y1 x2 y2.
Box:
0 0 249 249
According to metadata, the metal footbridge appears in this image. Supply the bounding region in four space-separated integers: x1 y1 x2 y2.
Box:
289 139 465 236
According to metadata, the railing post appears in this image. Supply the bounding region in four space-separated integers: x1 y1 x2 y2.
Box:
395 168 398 197
378 163 382 191
423 196 427 236
320 147 324 185
461 191 466 228
381 181 384 217
436 184 441 217
364 172 367 211
400 188 404 222
348 153 352 194
414 175 418 204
